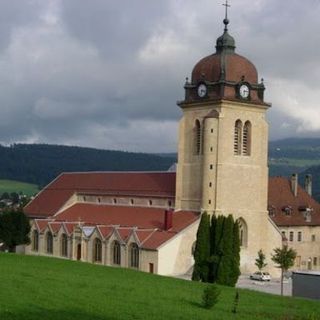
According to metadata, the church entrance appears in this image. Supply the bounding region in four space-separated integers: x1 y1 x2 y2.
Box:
77 244 81 260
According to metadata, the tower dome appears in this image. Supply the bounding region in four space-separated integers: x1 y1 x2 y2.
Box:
192 18 258 85
181 17 266 105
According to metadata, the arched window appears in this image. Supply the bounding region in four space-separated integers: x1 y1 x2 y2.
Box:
112 240 121 265
191 241 196 256
129 243 139 268
93 238 102 262
234 120 242 155
61 234 68 257
237 218 248 248
195 119 201 155
46 231 53 254
32 230 39 251
243 121 251 156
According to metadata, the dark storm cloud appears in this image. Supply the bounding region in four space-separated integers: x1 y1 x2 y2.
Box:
0 0 318 151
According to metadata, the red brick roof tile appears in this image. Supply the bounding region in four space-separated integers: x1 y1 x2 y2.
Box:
53 203 199 232
268 177 320 226
24 172 176 218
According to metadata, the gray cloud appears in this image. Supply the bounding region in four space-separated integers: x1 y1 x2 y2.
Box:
0 0 318 151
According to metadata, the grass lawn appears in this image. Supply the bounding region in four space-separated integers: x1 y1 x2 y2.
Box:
0 254 319 320
0 180 39 196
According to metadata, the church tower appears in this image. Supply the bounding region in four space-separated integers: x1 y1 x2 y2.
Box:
175 12 282 273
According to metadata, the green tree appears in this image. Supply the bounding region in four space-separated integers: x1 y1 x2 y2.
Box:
271 245 297 295
216 215 234 286
255 249 267 271
0 209 30 252
230 219 241 286
192 212 211 282
209 215 240 287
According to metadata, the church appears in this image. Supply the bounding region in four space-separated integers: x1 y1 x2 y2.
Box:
24 13 290 276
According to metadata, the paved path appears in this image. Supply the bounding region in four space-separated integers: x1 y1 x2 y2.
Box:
236 275 292 296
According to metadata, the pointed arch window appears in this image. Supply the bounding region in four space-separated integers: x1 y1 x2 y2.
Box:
237 218 248 248
195 119 201 155
234 120 242 155
93 238 102 262
61 234 68 257
112 240 121 265
243 121 251 156
129 243 139 268
46 231 53 254
32 230 39 252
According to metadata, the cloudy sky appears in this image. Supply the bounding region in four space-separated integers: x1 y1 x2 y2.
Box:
0 0 319 153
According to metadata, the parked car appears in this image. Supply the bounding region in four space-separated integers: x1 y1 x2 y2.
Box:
250 271 271 281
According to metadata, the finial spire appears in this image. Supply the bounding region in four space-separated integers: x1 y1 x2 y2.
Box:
222 0 231 31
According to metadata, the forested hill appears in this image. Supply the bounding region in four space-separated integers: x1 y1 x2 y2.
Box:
0 144 175 188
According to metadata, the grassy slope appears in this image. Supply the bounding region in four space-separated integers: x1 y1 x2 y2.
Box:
0 254 319 320
0 180 38 196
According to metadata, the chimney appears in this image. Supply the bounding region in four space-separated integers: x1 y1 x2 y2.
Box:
164 209 173 231
291 174 298 197
304 174 312 196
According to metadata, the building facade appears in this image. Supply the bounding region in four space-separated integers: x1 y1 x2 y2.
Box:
26 16 320 277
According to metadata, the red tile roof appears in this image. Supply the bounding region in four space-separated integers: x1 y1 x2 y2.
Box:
49 222 62 234
268 177 320 226
35 219 51 232
97 226 113 239
53 203 198 232
24 172 176 218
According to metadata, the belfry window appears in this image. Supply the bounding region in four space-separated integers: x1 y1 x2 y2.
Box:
243 121 251 156
234 120 242 155
93 238 102 262
130 243 139 268
46 231 53 254
195 120 201 155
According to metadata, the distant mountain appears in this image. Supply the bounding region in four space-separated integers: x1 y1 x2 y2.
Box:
268 137 320 177
0 144 175 188
0 138 319 202
301 166 320 202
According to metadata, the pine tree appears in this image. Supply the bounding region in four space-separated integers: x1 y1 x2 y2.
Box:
230 219 241 286
192 212 211 282
216 215 234 286
211 215 225 282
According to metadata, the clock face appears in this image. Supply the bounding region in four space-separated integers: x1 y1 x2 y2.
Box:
197 84 207 98
239 84 250 99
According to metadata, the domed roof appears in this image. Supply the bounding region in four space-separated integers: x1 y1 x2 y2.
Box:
191 19 258 85
192 53 258 84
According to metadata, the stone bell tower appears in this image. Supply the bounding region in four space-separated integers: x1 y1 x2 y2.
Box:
175 13 282 273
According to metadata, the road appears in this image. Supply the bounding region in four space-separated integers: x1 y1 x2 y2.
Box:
236 275 292 296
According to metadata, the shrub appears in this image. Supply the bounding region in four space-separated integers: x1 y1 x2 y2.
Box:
202 285 220 309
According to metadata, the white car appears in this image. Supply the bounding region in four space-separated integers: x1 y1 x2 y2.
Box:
250 271 271 281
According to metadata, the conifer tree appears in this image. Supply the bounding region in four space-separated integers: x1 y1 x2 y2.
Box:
192 212 210 282
230 219 241 286
216 215 234 286
211 215 225 282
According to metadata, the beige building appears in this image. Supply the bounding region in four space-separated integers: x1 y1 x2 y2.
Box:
269 174 320 272
23 16 302 276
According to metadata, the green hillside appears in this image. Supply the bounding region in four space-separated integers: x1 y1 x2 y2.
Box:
0 254 319 320
0 144 175 188
0 180 38 196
